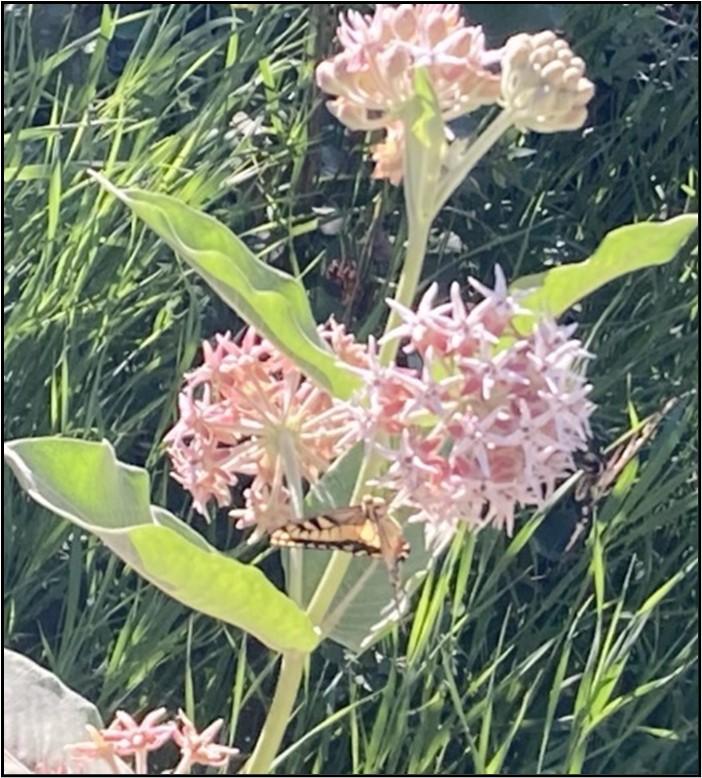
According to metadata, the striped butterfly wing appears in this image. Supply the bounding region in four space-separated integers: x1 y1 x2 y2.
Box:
270 506 383 556
537 399 678 557
270 497 410 564
270 496 410 610
564 399 679 551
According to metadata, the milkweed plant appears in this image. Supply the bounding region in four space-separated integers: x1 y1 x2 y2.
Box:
4 4 696 775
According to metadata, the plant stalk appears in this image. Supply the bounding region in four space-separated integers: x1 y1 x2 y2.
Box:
304 452 377 626
242 651 306 775
306 168 434 627
378 214 432 366
434 109 514 217
245 97 441 778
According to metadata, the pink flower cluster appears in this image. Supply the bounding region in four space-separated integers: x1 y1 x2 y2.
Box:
66 708 238 774
165 320 362 529
317 4 500 184
166 269 593 545
354 267 594 544
317 4 500 130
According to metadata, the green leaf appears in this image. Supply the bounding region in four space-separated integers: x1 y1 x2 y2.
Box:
88 171 361 400
4 437 318 653
638 562 691 615
511 215 698 331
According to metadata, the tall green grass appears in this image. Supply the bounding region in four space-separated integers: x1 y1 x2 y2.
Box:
3 4 698 773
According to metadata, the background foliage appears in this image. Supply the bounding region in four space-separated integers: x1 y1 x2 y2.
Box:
3 4 698 774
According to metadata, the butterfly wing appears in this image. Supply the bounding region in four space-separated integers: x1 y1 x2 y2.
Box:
269 497 412 617
269 497 410 565
537 399 677 557
269 507 381 556
592 401 674 496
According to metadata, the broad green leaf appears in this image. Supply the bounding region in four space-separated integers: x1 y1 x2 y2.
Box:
4 437 318 653
282 445 436 653
128 523 319 650
511 214 698 331
88 171 361 400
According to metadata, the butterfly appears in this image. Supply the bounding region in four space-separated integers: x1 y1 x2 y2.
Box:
536 398 679 556
269 495 410 604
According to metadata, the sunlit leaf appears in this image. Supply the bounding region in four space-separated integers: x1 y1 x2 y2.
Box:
4 437 318 653
511 215 698 331
88 171 361 400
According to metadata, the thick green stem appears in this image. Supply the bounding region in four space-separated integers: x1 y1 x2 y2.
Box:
242 651 306 775
306 189 433 629
245 90 497 778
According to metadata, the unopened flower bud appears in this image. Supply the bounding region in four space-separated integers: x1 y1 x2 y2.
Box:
501 31 595 133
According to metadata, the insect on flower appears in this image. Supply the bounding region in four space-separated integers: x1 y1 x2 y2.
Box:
269 495 410 604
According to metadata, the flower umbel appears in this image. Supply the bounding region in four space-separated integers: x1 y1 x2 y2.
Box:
317 4 501 132
318 7 594 191
166 321 363 529
167 271 592 548
352 266 594 545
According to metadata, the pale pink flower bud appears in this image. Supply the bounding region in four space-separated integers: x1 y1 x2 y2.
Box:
326 97 387 132
393 4 418 39
370 121 405 185
501 30 595 133
379 43 411 81
426 11 449 47
315 59 345 95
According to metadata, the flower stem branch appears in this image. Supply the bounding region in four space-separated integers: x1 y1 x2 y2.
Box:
434 109 514 217
378 214 432 366
304 450 378 626
306 158 434 628
241 106 502 778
